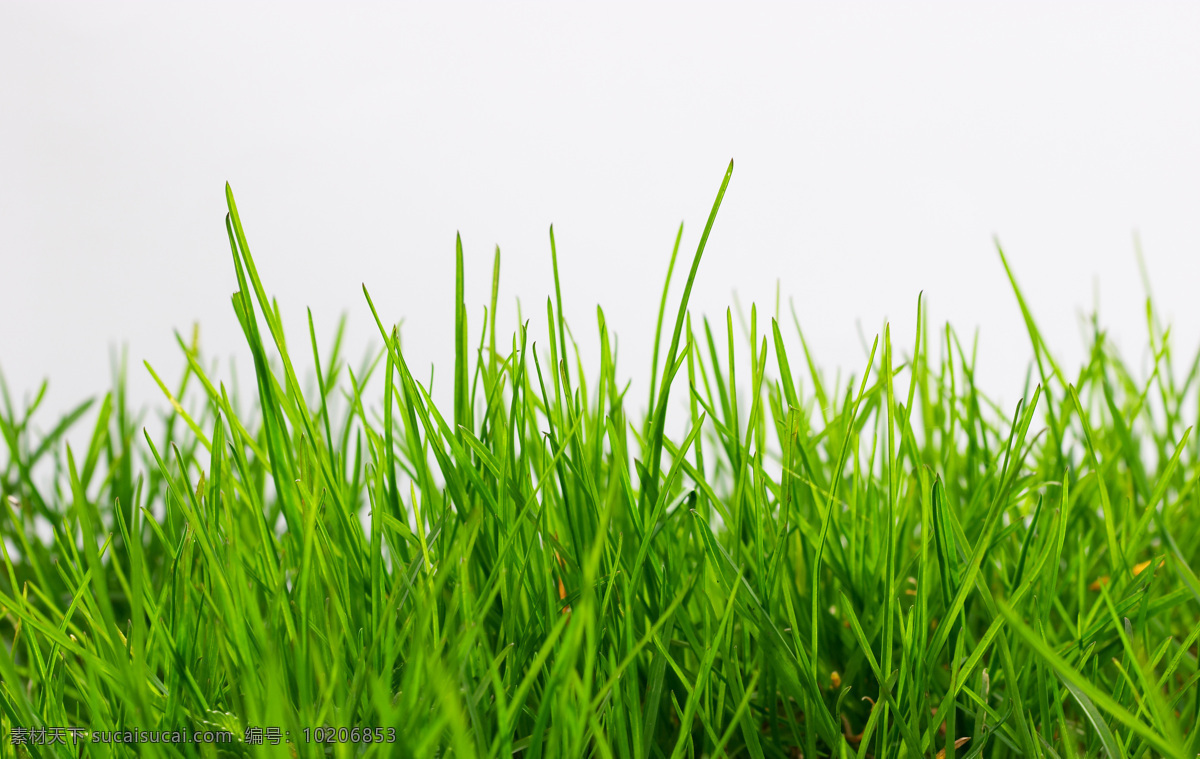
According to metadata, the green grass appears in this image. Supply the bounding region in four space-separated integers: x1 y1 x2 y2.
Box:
2 161 1199 758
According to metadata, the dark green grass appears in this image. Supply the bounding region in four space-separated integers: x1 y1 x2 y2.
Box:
2 162 1199 758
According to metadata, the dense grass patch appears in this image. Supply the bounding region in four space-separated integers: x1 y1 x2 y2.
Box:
2 163 1199 758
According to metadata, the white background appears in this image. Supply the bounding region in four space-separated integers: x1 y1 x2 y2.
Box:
3 3 1199 428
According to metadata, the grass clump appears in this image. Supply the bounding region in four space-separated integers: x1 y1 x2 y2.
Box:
2 161 1199 758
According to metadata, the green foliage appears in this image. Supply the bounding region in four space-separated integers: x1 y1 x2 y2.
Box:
1 163 1199 758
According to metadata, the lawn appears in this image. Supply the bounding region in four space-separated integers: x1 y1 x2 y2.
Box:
1 162 1198 758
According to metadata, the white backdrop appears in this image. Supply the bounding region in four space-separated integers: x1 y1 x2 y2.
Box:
3 3 1199 427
